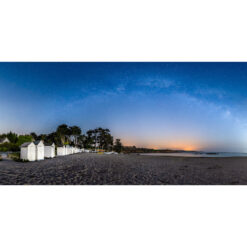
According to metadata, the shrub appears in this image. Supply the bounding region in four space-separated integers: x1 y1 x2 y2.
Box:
8 153 28 162
0 143 20 152
0 146 8 152
8 152 20 160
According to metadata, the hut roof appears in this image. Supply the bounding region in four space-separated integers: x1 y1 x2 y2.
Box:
44 142 55 146
21 142 33 148
34 140 44 145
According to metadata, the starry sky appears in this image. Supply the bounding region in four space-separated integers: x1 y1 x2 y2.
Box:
0 62 247 152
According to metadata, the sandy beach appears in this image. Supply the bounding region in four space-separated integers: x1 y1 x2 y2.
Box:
0 153 247 185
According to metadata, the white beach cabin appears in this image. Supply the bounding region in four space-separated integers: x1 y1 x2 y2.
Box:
65 145 72 155
57 146 66 156
44 143 55 158
64 145 68 155
34 140 45 160
20 142 36 161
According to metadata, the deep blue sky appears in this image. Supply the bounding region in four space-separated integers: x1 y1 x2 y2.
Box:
1 62 247 152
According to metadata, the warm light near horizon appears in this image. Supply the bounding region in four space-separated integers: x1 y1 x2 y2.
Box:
183 146 197 151
123 138 199 151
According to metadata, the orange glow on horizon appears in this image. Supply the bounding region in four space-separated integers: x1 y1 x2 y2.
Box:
122 138 200 151
183 146 197 151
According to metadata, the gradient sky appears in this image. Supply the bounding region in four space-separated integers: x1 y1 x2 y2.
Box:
0 62 247 152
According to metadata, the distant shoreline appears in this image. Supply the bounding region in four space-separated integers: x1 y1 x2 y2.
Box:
140 152 247 158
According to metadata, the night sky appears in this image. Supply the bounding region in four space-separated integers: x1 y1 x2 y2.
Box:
1 62 247 152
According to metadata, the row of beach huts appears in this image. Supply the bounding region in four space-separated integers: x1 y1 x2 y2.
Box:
20 140 85 161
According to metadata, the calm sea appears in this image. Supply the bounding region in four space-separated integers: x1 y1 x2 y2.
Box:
140 152 247 157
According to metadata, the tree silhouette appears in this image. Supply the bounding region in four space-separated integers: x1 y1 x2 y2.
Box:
56 124 70 144
30 132 38 141
114 139 122 153
70 126 82 145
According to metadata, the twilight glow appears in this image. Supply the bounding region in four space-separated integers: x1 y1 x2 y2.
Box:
0 62 247 152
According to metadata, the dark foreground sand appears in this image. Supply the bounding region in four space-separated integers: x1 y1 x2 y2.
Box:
0 153 247 185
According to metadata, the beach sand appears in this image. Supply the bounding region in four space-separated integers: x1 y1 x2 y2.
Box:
0 153 247 185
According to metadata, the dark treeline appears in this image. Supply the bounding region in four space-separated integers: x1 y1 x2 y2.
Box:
0 132 32 152
0 126 184 154
0 127 183 154
0 124 123 152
